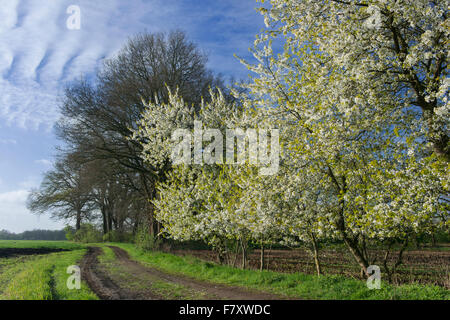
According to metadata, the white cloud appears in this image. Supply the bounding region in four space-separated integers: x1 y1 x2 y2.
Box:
18 176 40 189
0 189 64 233
0 189 28 204
0 0 263 131
34 159 52 166
0 0 150 130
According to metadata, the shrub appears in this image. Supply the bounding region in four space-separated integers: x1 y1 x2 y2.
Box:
64 226 75 241
73 224 102 243
135 224 161 251
102 230 133 243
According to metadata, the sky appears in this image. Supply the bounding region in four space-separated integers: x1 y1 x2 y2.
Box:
0 0 265 233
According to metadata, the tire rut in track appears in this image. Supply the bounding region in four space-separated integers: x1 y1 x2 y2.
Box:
82 246 285 300
108 246 284 300
81 247 152 300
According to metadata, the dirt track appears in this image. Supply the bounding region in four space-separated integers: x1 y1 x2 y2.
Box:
81 246 284 300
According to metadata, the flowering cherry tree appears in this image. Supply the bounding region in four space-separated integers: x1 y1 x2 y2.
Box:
251 0 448 161
132 0 448 280
236 0 449 276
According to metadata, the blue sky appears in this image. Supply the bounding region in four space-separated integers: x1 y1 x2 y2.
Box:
0 0 265 233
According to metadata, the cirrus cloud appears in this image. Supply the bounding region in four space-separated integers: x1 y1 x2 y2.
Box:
0 0 151 130
0 0 263 130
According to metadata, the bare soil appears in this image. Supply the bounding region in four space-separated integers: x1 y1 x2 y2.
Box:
0 248 69 258
81 246 285 300
172 246 450 287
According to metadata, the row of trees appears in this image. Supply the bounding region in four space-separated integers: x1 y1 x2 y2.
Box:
28 30 231 241
0 229 67 241
29 1 448 281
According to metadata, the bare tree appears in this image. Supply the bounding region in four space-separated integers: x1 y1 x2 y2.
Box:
55 30 226 235
27 155 95 230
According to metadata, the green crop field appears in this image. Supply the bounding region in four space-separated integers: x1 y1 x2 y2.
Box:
0 241 96 300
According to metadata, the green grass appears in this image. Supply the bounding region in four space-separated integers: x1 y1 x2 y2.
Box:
98 246 117 263
149 279 208 300
108 242 450 300
0 256 35 295
0 243 97 300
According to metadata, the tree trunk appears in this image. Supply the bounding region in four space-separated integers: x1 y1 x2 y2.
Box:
107 210 113 233
310 234 322 276
336 209 369 277
133 220 139 235
414 236 421 249
76 208 81 231
328 169 370 277
424 111 450 162
260 243 265 272
101 207 107 235
384 238 409 284
241 239 248 270
343 236 369 277
112 215 118 230
266 244 272 271
217 250 226 265
141 174 157 238
231 241 240 268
